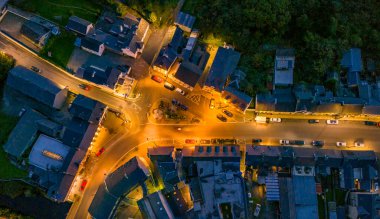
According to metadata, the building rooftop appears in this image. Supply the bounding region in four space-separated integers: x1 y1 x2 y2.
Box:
174 61 203 88
66 16 92 35
20 20 50 43
205 47 241 92
80 37 103 53
175 12 196 32
61 118 89 148
69 95 97 121
222 85 253 111
341 48 362 73
137 190 175 219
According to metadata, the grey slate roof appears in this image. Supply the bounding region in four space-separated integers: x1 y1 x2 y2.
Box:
20 20 50 43
7 66 64 108
88 157 149 219
82 65 109 85
3 109 45 159
80 37 103 53
153 46 177 71
66 16 92 35
222 85 253 111
137 191 175 219
69 95 97 121
174 61 202 87
175 12 196 31
62 118 89 148
205 47 241 92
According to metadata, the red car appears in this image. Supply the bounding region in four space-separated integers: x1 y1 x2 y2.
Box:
79 84 91 91
96 147 105 157
151 75 163 83
185 139 196 144
80 180 88 191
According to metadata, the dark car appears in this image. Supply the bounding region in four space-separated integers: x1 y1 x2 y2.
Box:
252 139 263 144
308 119 320 124
222 110 233 117
151 75 163 83
31 66 41 73
179 104 188 111
312 140 324 147
364 121 377 126
217 114 227 122
172 98 180 106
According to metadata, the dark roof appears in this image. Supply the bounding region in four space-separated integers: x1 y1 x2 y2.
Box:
341 48 362 72
82 66 110 85
165 188 190 217
292 176 318 219
89 157 149 218
148 146 175 162
20 20 50 43
222 85 253 111
66 16 92 35
347 71 360 86
255 93 276 111
80 37 103 53
175 12 196 31
205 47 241 92
3 110 45 158
138 191 175 219
0 0 8 9
153 47 177 71
174 61 202 87
362 106 380 115
62 118 89 147
69 95 97 121
157 162 180 188
88 183 118 219
7 66 64 108
169 27 184 51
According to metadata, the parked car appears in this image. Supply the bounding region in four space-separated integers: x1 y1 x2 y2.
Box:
172 98 180 106
78 84 90 91
222 110 233 117
354 141 364 147
185 139 196 144
96 147 105 157
164 82 175 90
217 114 227 122
200 139 211 144
280 139 290 145
179 104 188 111
270 118 282 122
175 87 186 96
254 204 261 217
312 140 324 147
364 121 377 126
18 108 26 117
151 75 163 83
308 119 320 124
252 139 263 144
209 98 215 109
336 142 347 147
327 120 339 125
80 179 88 191
31 66 41 73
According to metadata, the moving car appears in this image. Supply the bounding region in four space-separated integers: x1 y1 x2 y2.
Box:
164 82 175 90
78 84 90 91
96 147 105 157
336 142 347 147
217 114 227 122
31 66 41 73
80 179 88 191
279 139 290 145
222 110 233 117
270 118 282 123
175 87 186 96
252 139 263 144
354 141 364 147
308 119 320 124
255 116 268 123
151 75 163 83
326 120 339 125
209 98 215 109
312 140 324 147
254 204 261 217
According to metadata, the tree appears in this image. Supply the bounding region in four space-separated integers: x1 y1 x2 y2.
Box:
0 52 15 82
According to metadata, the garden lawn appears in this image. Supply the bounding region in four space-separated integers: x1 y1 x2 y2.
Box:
40 30 76 68
12 0 102 25
0 112 27 179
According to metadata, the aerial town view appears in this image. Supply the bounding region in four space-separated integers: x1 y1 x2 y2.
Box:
0 0 379 218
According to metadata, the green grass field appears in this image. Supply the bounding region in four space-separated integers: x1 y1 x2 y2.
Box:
40 30 76 68
12 0 102 25
0 112 27 179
